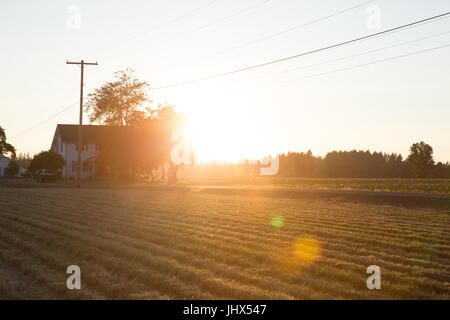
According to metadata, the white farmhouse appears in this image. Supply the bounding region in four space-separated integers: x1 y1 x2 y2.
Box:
50 124 135 179
0 155 10 177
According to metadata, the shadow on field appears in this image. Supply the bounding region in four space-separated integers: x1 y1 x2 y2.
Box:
187 186 450 210
1 177 449 210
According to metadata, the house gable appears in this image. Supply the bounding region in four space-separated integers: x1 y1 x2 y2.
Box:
50 124 138 179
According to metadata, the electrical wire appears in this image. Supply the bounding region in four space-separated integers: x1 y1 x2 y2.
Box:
274 43 450 85
9 101 79 140
151 11 450 90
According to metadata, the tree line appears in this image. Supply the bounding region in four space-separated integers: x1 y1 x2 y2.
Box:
277 142 450 178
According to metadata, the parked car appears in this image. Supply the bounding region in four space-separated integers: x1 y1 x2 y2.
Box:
34 169 57 182
21 169 32 178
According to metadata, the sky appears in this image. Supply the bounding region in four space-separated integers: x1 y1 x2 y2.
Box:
1 0 449 163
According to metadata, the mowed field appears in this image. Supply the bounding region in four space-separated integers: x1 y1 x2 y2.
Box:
0 183 449 299
181 177 450 194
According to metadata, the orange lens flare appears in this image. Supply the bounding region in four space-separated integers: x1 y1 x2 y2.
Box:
293 236 321 264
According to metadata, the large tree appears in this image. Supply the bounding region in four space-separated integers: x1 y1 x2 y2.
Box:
143 104 189 183
0 126 15 156
29 150 65 173
86 68 150 126
86 67 189 181
407 141 434 178
95 104 188 182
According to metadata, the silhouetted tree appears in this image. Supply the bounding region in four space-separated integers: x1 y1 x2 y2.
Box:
277 149 419 178
15 153 32 169
432 162 450 178
5 155 19 176
96 105 185 182
139 105 186 183
86 68 150 126
407 141 434 178
385 153 403 177
29 151 65 173
278 150 323 177
0 126 15 156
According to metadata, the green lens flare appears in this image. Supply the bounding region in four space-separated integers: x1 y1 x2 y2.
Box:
271 215 284 229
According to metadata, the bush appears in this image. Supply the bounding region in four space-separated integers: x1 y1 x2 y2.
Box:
5 157 19 176
29 150 65 173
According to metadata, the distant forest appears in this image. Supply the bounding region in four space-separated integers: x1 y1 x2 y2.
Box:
278 149 450 179
185 142 450 180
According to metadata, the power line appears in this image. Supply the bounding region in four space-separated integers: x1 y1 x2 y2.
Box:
206 0 377 59
151 11 450 90
274 43 450 85
154 0 377 70
9 101 79 140
90 0 220 57
19 1 221 103
184 0 274 33
9 61 98 142
236 30 450 83
133 0 275 53
153 0 220 27
12 11 450 142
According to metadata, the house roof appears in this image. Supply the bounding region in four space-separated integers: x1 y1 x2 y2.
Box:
53 124 136 145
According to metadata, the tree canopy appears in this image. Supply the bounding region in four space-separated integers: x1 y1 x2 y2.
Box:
29 150 65 173
85 67 190 181
0 126 15 156
276 143 449 178
5 156 19 176
95 104 187 180
86 68 150 126
407 141 435 178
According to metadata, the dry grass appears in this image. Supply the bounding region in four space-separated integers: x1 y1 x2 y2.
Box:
0 185 448 299
180 177 450 194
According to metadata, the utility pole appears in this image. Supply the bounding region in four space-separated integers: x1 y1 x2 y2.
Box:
66 60 98 187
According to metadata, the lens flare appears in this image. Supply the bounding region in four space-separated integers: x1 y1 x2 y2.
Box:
271 215 284 229
294 236 321 264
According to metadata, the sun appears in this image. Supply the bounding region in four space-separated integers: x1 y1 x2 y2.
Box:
172 84 261 164
185 111 248 163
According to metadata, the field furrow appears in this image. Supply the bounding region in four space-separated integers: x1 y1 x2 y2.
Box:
0 187 448 299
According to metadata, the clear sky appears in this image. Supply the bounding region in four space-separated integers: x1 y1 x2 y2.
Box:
1 0 449 162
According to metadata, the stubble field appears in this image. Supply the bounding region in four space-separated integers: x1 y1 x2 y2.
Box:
0 183 448 299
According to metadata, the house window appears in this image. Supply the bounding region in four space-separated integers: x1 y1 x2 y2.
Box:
76 139 88 151
81 138 88 152
83 161 88 172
